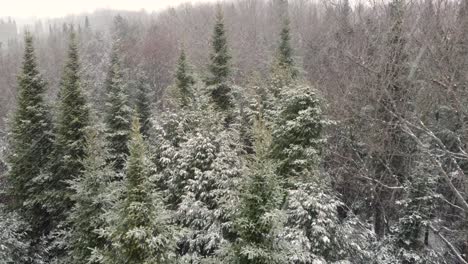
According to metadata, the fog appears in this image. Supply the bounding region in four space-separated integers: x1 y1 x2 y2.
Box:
0 0 219 18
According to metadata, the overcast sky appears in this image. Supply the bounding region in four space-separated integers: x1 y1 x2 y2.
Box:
1 0 219 18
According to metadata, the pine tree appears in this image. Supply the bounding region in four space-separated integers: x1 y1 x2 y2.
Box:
100 118 177 264
104 47 132 172
135 75 152 138
207 7 233 111
45 31 90 261
270 85 367 262
270 18 298 97
0 205 30 263
270 85 326 180
175 48 195 108
68 124 114 264
277 19 296 77
51 31 89 215
6 31 54 244
224 119 287 264
174 111 243 262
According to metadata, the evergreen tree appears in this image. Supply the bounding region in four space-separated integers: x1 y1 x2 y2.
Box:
6 31 54 246
51 31 89 216
270 85 368 263
175 48 195 108
68 124 114 264
104 46 132 172
99 118 177 264
223 119 287 264
207 7 233 111
0 205 30 263
269 18 298 98
276 19 296 78
270 85 326 181
173 110 243 262
46 31 90 261
135 75 152 138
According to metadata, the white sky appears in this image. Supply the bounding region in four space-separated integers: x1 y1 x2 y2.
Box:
1 0 219 18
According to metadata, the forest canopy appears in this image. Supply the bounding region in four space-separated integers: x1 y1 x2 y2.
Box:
1 0 468 263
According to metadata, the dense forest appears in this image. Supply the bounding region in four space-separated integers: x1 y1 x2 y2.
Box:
1 0 468 263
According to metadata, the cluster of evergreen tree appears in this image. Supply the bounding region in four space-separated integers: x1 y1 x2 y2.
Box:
1 2 457 263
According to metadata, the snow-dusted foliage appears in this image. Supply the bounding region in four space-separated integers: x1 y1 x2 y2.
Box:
0 205 30 263
5 1 464 262
96 118 177 264
221 119 288 264
284 181 372 263
270 85 329 179
104 46 132 172
6 32 54 253
174 120 243 263
68 123 115 264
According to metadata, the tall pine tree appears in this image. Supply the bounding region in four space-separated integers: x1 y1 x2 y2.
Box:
46 30 90 261
68 123 114 264
6 31 54 257
269 16 298 98
104 46 132 172
175 48 195 109
135 74 152 138
99 118 177 264
207 7 233 111
224 119 287 264
52 30 89 213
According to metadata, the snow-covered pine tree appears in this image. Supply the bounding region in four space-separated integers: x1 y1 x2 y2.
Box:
222 118 287 264
51 30 89 221
174 48 195 109
68 122 114 264
270 86 326 181
206 7 233 111
104 45 132 172
46 30 90 261
99 117 177 264
269 17 298 98
0 205 30 263
276 18 297 79
174 109 243 263
6 31 54 250
271 86 370 263
135 74 152 138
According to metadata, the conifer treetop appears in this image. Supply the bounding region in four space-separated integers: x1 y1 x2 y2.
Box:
207 7 231 86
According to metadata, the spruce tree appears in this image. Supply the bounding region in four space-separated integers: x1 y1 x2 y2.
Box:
51 31 89 216
175 48 195 108
270 86 325 180
44 31 89 261
270 85 366 262
104 47 132 172
207 7 233 111
6 31 54 244
0 205 30 263
135 76 152 138
68 124 114 264
173 109 243 262
224 119 287 264
100 118 177 264
277 19 296 78
269 18 298 97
